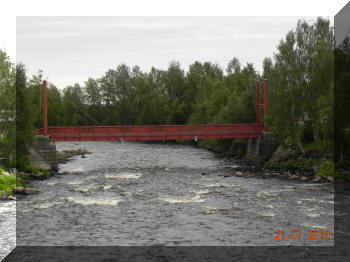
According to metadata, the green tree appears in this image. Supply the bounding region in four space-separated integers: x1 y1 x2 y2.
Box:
47 83 63 126
16 64 35 170
265 18 334 153
62 84 86 126
84 78 103 125
0 49 16 167
27 70 44 129
335 36 350 160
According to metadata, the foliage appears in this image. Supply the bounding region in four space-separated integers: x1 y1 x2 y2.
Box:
0 174 17 195
16 64 36 171
303 141 333 155
0 50 16 166
20 164 51 177
265 18 334 153
0 168 24 196
268 159 318 170
315 161 335 178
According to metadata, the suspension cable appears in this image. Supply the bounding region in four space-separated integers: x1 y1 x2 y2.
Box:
65 96 103 126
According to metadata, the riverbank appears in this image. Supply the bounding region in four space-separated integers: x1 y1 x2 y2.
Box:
133 140 347 183
0 148 91 201
188 139 348 183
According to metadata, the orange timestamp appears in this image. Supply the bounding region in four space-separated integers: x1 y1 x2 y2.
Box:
274 229 331 240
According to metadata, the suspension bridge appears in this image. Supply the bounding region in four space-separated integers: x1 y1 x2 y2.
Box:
38 80 269 142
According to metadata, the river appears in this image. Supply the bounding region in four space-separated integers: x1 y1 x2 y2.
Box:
1 141 334 257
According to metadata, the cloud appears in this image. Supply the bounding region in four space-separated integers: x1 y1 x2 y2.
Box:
17 16 316 89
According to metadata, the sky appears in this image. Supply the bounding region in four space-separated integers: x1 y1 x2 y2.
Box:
17 16 321 89
1 0 348 90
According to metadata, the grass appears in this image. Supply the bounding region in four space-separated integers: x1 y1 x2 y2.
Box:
0 168 17 196
21 164 51 177
315 161 335 178
303 141 333 155
268 159 318 171
0 167 26 196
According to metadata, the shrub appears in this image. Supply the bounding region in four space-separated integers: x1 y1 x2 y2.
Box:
316 161 334 177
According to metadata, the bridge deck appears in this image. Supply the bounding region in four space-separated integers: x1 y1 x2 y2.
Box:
38 124 265 142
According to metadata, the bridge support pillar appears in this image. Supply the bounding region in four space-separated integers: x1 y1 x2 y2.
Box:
30 136 58 172
43 80 48 136
245 133 278 163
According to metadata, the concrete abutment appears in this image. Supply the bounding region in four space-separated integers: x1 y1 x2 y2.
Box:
30 136 58 172
246 133 278 163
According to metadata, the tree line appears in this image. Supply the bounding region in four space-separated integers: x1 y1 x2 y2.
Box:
0 17 344 171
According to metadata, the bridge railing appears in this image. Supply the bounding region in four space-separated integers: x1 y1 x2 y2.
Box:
38 124 265 142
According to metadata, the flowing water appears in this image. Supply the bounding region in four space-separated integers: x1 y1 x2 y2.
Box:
2 141 334 253
0 201 15 260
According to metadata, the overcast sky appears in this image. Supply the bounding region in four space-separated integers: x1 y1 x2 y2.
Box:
17 16 324 89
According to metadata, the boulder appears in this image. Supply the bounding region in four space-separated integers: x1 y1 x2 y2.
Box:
326 176 334 183
269 146 295 163
7 195 17 201
313 176 322 182
288 174 298 180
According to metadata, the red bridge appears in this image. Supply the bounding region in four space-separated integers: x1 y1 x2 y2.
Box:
38 80 269 142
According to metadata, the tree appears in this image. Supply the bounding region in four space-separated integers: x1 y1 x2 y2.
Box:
0 49 16 167
335 36 350 160
16 64 35 170
84 78 102 124
27 70 44 129
265 18 334 153
47 83 63 126
62 84 86 126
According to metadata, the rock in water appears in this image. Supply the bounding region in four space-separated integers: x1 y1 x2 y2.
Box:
234 171 244 177
313 176 322 182
25 188 40 194
30 172 47 180
7 195 17 201
201 209 216 215
14 187 40 194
